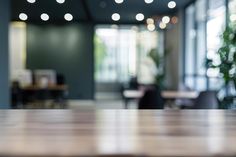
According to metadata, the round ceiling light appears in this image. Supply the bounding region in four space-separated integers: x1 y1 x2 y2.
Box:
19 13 28 21
159 22 167 29
112 13 120 21
41 13 49 21
146 18 154 24
147 24 155 31
56 0 65 4
27 0 36 3
64 13 73 21
171 16 178 24
168 1 176 9
136 13 144 21
162 16 170 24
114 0 124 4
144 0 154 4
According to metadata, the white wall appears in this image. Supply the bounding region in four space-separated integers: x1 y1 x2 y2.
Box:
9 22 27 80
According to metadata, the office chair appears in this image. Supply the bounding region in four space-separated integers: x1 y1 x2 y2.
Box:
53 73 67 108
193 91 219 109
138 86 164 109
11 81 22 109
57 73 66 85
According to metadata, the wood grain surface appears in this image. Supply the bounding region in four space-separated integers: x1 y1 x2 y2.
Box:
0 110 236 157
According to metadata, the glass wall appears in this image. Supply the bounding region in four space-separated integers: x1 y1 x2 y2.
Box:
229 0 236 22
207 0 226 89
184 4 196 90
195 0 207 91
95 27 137 82
184 0 227 91
95 25 162 84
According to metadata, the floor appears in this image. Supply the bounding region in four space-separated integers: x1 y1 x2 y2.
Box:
69 99 138 109
68 91 138 109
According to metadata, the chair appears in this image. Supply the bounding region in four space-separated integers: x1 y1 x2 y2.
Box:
129 77 139 90
56 73 66 85
121 77 139 93
193 91 219 109
121 77 139 109
138 86 164 109
53 74 68 108
11 81 22 109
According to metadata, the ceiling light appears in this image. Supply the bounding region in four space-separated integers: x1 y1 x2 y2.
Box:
162 16 170 24
171 16 178 24
41 13 49 21
64 13 73 21
136 13 144 21
19 13 28 21
168 1 176 9
147 24 155 31
27 0 36 3
112 13 120 21
159 22 167 29
146 18 154 24
114 0 124 4
144 0 154 4
56 0 65 4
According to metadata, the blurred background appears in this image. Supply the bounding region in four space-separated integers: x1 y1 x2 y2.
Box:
1 0 236 109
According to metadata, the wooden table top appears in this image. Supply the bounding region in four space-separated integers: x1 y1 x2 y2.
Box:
22 85 68 91
123 90 198 99
0 110 236 157
162 91 199 99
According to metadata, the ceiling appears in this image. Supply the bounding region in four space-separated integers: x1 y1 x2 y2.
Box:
11 0 195 24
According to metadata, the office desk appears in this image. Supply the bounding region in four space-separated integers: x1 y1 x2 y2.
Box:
20 85 68 108
22 85 68 91
0 110 236 157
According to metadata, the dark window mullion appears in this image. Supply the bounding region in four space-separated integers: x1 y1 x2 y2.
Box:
226 0 229 26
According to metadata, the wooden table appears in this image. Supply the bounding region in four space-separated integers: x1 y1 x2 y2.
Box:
19 85 68 108
22 85 68 91
123 90 199 108
0 110 236 157
162 91 199 100
123 90 198 99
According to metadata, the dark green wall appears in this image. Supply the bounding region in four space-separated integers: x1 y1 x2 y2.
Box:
0 0 10 108
26 23 94 99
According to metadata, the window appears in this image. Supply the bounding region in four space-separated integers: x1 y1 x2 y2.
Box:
207 0 226 89
196 0 208 91
184 1 208 91
184 4 196 89
229 0 236 22
95 25 161 83
184 0 226 91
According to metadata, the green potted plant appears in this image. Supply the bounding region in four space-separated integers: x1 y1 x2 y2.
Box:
148 48 167 89
207 23 236 108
